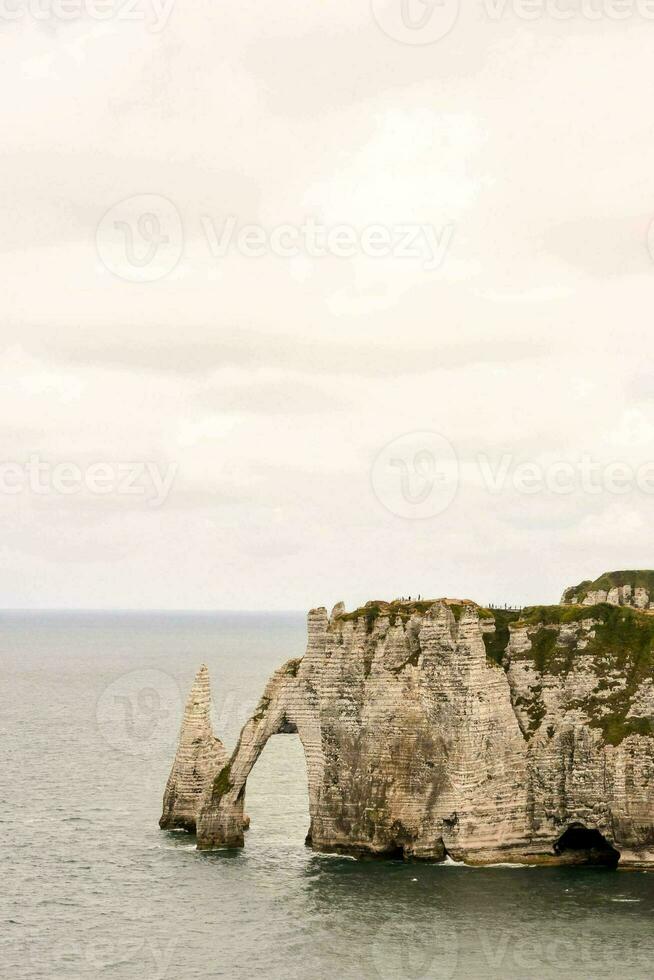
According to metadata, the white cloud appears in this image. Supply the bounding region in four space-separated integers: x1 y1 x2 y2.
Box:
1 11 653 607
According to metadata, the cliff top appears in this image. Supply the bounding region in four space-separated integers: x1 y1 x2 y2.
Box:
330 597 654 746
335 597 494 629
562 569 654 604
509 602 654 744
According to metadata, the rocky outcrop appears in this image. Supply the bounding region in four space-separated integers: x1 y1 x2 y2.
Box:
159 664 228 832
504 607 654 866
162 584 654 868
561 570 654 609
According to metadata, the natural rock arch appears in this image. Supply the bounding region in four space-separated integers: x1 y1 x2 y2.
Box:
197 658 323 850
194 603 532 858
161 597 654 866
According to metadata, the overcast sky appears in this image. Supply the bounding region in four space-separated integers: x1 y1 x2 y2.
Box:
3 2 654 610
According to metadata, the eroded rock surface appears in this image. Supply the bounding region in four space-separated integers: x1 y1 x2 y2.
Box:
163 585 654 868
561 570 654 610
159 664 228 832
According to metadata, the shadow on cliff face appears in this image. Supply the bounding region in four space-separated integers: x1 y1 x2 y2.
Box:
553 824 620 868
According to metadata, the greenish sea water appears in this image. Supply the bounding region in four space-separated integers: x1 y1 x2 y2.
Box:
3 611 654 979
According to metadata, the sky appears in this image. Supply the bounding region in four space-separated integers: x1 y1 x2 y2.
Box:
3 1 654 610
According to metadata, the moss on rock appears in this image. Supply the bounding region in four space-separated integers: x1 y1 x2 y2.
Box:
510 603 654 744
336 597 487 631
212 764 232 800
253 695 271 722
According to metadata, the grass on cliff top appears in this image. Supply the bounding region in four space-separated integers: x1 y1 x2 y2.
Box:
336 598 493 632
514 602 654 664
510 603 654 745
562 569 654 603
516 601 654 628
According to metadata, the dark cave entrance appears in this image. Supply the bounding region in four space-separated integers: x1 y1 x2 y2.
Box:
553 824 620 868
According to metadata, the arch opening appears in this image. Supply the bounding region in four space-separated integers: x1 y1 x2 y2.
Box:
241 729 311 848
553 823 620 868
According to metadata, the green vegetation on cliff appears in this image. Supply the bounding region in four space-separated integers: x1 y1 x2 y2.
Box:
511 603 654 744
333 596 654 746
211 763 232 800
338 600 437 631
337 598 493 632
517 602 654 648
562 569 654 604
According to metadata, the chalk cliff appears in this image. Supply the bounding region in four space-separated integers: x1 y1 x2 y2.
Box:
561 570 654 610
159 664 228 832
162 578 654 868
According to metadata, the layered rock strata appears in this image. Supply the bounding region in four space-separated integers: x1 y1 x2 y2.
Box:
562 570 654 610
162 587 654 868
159 664 228 832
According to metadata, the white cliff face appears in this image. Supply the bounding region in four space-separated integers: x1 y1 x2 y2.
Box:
561 572 654 610
504 614 654 866
188 597 654 867
196 602 531 860
159 664 228 832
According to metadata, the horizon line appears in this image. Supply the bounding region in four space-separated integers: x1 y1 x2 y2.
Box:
0 606 309 614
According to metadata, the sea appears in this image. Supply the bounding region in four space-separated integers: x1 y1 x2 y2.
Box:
3 611 654 980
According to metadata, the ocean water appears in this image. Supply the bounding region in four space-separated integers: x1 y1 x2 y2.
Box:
3 611 654 980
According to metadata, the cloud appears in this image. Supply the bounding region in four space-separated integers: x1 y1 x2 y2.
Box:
2 10 654 607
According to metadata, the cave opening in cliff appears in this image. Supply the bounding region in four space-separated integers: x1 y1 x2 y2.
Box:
553 824 620 868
